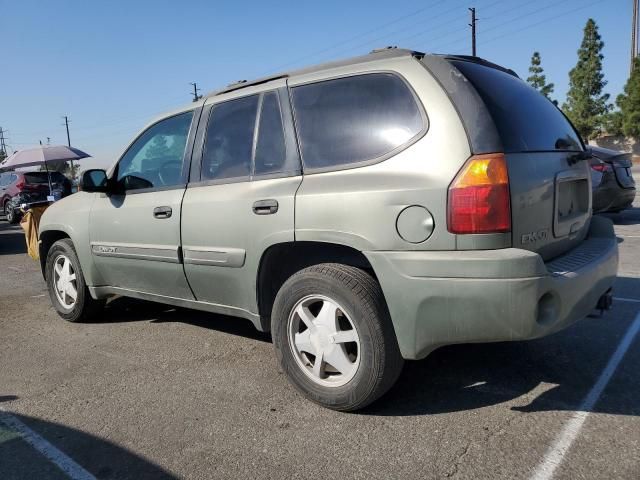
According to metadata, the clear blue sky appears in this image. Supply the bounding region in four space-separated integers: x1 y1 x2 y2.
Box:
1 0 631 169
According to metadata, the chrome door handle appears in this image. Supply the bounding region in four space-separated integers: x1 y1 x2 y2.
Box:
153 206 172 219
252 199 278 215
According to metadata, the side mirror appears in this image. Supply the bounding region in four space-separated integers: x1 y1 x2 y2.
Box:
79 169 109 193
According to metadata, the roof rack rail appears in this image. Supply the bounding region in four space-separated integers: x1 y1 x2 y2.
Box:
369 46 425 59
214 74 289 96
370 46 398 53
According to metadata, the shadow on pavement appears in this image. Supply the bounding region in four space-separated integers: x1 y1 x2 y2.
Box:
97 297 271 343
0 221 27 256
602 205 640 225
0 395 19 403
0 412 177 480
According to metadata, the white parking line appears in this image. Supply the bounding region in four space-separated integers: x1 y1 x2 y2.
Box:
530 311 640 480
0 408 96 480
614 296 640 304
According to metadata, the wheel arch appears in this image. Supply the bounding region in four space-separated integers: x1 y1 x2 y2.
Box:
256 241 380 332
39 228 72 278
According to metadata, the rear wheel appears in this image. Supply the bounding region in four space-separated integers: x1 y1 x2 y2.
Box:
45 238 105 322
272 263 403 411
4 201 18 224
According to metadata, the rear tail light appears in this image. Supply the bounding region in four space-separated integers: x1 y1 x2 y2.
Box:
590 162 612 173
14 178 25 190
447 153 511 234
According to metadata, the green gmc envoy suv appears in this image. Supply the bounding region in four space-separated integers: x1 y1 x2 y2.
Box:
39 48 618 411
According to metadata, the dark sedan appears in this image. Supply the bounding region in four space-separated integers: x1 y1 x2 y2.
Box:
590 146 636 213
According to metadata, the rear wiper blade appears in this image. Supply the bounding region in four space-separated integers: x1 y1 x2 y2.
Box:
567 148 593 166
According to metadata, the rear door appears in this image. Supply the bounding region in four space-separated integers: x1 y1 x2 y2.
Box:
181 80 302 315
89 110 197 298
451 60 592 260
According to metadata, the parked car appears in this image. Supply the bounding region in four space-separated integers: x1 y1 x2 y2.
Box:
38 48 618 411
589 145 636 213
0 171 72 224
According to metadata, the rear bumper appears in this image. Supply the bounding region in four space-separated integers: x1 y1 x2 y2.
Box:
365 216 618 360
593 177 636 213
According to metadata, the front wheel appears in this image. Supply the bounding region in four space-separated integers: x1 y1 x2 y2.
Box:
271 263 403 411
45 238 105 322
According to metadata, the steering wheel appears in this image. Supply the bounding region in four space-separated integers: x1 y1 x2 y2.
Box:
158 160 182 185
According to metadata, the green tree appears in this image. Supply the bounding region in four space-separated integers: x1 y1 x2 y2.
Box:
562 19 610 140
527 51 555 100
616 57 640 137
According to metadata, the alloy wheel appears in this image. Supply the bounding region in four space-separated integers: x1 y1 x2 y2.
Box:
52 254 78 309
287 295 361 387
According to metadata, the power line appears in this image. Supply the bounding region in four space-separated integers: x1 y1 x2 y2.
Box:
432 0 580 52
269 0 451 72
477 0 607 47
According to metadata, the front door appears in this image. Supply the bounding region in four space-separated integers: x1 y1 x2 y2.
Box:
181 82 302 316
89 109 198 299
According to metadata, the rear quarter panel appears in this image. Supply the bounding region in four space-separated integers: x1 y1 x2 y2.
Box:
291 57 471 251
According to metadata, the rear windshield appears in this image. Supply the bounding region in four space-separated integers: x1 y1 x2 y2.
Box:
451 60 583 153
24 172 65 184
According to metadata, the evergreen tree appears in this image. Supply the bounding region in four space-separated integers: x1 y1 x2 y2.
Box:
562 19 610 140
616 57 640 137
527 51 554 100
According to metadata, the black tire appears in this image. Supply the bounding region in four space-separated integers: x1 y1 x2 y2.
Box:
45 238 105 322
5 201 19 224
271 263 403 411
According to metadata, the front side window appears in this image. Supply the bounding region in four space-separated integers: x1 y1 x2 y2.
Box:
201 95 259 181
291 73 424 170
117 111 193 190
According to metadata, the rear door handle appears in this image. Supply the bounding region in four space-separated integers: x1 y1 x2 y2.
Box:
153 206 172 219
252 199 278 215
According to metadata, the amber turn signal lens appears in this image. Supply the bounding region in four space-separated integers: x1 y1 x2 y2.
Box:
447 153 511 234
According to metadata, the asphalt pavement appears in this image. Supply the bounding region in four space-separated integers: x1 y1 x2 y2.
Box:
0 191 639 479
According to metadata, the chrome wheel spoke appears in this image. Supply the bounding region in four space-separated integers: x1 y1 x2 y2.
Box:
66 283 78 301
315 300 338 328
296 305 316 332
312 350 324 378
324 347 355 375
294 330 314 354
332 330 357 344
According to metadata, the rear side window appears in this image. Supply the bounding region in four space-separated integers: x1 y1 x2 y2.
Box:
254 92 287 175
291 73 424 170
202 95 259 181
451 61 583 153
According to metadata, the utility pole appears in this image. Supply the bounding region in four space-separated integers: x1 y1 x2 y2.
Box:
63 115 71 147
62 115 76 182
190 82 202 102
0 127 7 157
632 0 638 73
469 7 477 57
